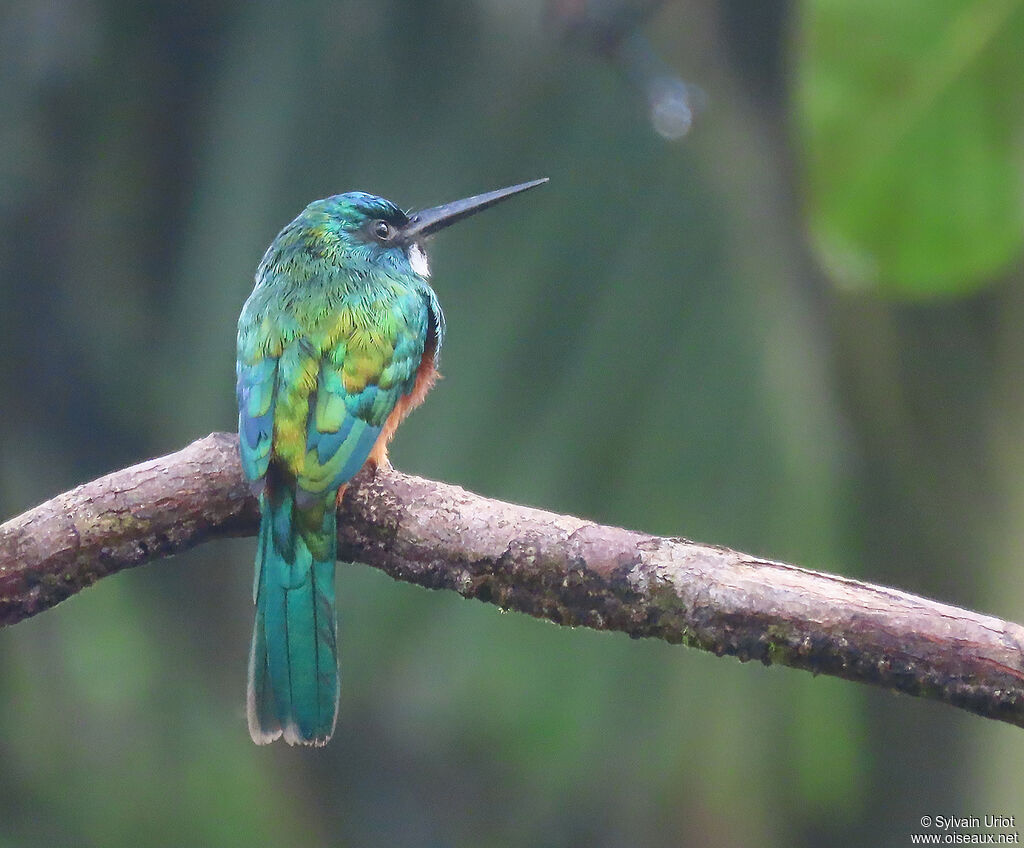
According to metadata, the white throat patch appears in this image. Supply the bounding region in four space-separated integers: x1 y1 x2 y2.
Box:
408 243 431 277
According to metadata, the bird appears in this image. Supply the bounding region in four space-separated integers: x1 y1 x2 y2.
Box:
236 178 548 745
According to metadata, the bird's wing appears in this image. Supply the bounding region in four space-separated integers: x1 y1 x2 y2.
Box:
237 355 278 489
282 292 430 503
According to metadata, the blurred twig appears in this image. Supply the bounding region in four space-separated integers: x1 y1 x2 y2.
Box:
2 432 1024 729
549 0 705 139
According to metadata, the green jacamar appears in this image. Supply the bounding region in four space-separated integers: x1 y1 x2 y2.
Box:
236 178 547 745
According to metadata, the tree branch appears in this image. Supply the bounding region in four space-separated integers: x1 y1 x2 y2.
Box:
3 432 1023 728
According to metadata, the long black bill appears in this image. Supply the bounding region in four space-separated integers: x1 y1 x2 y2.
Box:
400 178 548 241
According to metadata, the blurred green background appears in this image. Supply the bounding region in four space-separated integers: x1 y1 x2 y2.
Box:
2 1 1024 846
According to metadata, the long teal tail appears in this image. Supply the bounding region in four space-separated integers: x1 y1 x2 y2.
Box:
247 489 339 746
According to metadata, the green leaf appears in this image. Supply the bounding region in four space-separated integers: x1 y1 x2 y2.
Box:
795 0 1024 297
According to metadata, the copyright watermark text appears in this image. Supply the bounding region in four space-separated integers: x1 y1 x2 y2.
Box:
912 815 1019 844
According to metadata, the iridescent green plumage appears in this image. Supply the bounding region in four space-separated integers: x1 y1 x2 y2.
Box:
237 180 546 745
238 193 441 745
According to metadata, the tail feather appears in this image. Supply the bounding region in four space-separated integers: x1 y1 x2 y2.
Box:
247 491 339 746
247 508 281 743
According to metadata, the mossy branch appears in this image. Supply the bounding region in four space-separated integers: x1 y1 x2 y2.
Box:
2 432 1023 728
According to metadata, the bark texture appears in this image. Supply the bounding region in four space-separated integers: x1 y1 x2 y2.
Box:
2 432 1023 728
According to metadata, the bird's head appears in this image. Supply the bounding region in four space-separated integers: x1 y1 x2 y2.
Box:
276 179 548 280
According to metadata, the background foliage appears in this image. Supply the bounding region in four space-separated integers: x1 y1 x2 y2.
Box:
2 1 1023 846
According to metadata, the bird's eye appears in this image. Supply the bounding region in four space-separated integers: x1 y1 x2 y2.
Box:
372 220 393 242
